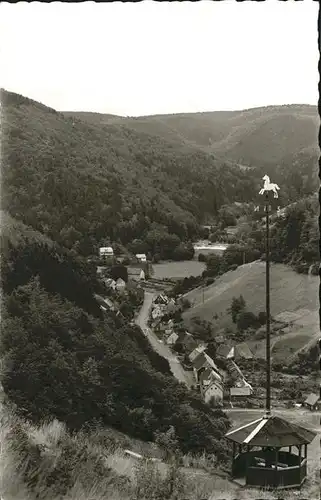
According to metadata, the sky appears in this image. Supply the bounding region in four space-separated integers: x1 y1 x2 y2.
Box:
0 1 319 117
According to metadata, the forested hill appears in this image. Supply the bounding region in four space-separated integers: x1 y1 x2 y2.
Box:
1 89 257 257
65 104 319 206
1 209 231 460
65 104 318 167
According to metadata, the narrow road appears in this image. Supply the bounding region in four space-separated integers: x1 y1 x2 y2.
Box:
135 291 193 388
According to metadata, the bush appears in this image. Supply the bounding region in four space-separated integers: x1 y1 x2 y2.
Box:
198 253 207 262
181 298 191 310
237 311 259 331
257 311 267 325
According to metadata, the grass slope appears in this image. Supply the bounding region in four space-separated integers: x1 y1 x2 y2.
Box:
182 261 319 360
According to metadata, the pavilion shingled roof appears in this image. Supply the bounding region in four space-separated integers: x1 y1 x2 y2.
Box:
225 415 316 447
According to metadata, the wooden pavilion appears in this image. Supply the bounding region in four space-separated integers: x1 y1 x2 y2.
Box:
226 414 316 489
225 182 317 489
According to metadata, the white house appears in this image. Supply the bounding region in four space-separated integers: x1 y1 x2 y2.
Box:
115 278 126 291
199 368 224 403
136 253 147 262
166 332 179 345
140 269 145 280
204 380 224 404
151 305 163 320
99 247 114 258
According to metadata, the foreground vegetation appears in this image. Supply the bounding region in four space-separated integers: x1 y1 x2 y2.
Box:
1 214 232 496
1 403 319 500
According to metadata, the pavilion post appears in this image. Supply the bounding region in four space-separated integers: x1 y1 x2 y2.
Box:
245 445 250 485
232 442 236 475
274 447 279 487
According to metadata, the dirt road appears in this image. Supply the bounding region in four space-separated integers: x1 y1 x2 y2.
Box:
135 291 194 388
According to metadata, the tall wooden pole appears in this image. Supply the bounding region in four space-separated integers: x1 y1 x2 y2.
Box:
265 193 271 416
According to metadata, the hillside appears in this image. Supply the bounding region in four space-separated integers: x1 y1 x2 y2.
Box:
1 89 257 257
182 261 319 360
1 211 231 468
64 104 319 205
65 104 318 167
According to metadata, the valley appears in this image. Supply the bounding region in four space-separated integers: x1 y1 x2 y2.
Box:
1 89 319 500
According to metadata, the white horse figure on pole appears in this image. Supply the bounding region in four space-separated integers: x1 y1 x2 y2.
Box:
259 175 280 199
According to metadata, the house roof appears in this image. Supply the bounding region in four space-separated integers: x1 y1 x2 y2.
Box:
193 352 207 370
100 247 113 253
189 345 207 359
128 267 142 276
304 393 320 406
230 387 252 396
193 351 218 371
225 415 317 447
200 367 222 385
217 344 233 358
234 342 253 359
182 336 198 353
167 332 179 343
105 278 116 286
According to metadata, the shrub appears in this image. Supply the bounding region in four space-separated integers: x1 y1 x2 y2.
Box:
237 311 259 331
198 253 207 262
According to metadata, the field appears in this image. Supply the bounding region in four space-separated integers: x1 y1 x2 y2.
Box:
182 261 319 360
151 260 206 279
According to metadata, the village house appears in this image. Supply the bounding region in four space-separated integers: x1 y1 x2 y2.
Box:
115 278 126 292
127 265 146 282
165 298 177 315
154 293 169 305
304 393 320 411
189 344 207 362
193 351 221 383
101 296 116 312
199 368 224 404
166 331 179 346
135 253 147 262
216 344 234 359
225 358 252 390
151 317 161 329
99 246 114 259
232 342 253 361
151 305 164 320
177 332 198 354
167 319 174 329
97 266 105 276
94 294 117 313
156 322 168 334
104 278 117 290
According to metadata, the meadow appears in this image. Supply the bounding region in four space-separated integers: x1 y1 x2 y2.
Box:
182 261 319 360
151 260 206 279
